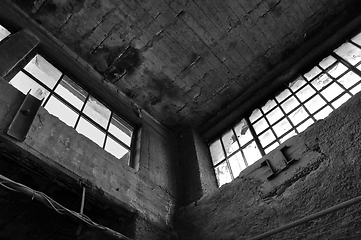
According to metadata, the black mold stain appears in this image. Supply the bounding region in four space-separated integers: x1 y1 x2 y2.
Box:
106 46 142 82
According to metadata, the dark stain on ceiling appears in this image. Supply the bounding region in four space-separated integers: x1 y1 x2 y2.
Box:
11 0 361 128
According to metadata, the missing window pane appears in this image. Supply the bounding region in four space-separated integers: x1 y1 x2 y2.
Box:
83 95 111 128
55 76 87 110
243 141 262 166
228 152 246 178
10 71 50 100
24 55 62 89
222 129 238 156
105 136 130 161
214 161 232 187
44 96 78 127
109 114 133 147
76 117 105 147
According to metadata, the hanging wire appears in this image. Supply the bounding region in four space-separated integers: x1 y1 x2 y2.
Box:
0 174 132 240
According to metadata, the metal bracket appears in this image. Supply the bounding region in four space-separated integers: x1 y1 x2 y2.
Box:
7 92 42 141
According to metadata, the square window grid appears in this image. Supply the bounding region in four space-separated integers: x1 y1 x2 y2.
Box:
9 54 134 163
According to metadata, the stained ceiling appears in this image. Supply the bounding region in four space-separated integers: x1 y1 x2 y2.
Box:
10 0 361 128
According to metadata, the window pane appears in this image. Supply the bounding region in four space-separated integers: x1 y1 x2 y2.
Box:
261 99 276 114
10 71 50 100
273 118 292 137
280 130 297 143
304 66 322 80
332 94 351 109
334 42 361 65
289 77 306 92
281 96 299 113
265 142 279 154
234 119 253 146
266 107 283 125
228 152 246 178
259 129 277 147
215 161 232 187
44 96 78 127
304 95 326 113
320 83 344 101
222 129 238 156
250 108 262 123
76 117 105 147
55 76 87 110
351 32 361 46
83 96 111 128
253 117 269 134
311 74 332 90
338 71 361 89
350 82 361 95
314 106 333 120
243 141 262 166
105 136 130 160
275 89 291 103
24 55 62 89
319 56 336 69
0 25 10 41
209 140 225 165
109 114 133 147
297 85 316 102
297 118 314 133
327 62 348 78
289 106 309 125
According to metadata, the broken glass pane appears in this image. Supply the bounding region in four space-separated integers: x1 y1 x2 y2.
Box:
249 108 262 123
304 95 326 113
281 96 299 113
83 95 111 129
0 25 10 41
273 118 292 137
259 129 276 147
76 117 105 147
334 42 361 65
338 71 361 89
55 75 87 110
314 106 333 120
304 66 322 80
243 141 262 166
311 73 332 90
209 140 225 165
105 136 129 159
215 161 232 186
289 77 306 92
327 62 348 78
320 83 344 101
297 118 314 133
266 107 283 125
109 114 133 147
234 119 253 146
24 55 62 89
261 99 277 114
253 117 269 134
319 56 337 69
10 71 50 100
222 129 238 156
228 151 246 178
44 96 78 127
296 85 316 102
332 93 351 109
289 106 309 125
275 89 291 103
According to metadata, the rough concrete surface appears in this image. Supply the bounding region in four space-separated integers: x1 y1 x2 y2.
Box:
175 92 361 239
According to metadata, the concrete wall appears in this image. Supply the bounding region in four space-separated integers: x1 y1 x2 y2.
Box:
176 91 361 239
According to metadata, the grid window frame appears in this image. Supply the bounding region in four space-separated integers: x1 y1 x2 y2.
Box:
209 30 361 187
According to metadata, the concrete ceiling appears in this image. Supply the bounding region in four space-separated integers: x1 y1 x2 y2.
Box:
10 0 361 128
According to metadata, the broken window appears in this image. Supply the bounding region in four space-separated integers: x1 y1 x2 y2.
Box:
210 30 361 187
8 54 134 164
